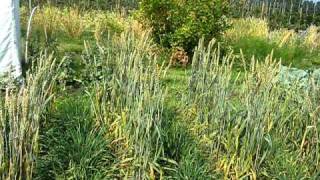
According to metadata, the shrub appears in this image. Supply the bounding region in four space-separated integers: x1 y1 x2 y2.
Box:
138 0 229 53
90 12 126 42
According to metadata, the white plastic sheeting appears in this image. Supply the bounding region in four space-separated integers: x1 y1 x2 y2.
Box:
0 0 22 79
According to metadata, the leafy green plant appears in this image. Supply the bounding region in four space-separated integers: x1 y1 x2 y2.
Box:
138 0 229 53
91 12 126 42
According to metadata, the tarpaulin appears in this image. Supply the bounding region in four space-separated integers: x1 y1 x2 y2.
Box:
0 0 22 79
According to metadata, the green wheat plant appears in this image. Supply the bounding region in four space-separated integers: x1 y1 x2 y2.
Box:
84 30 166 179
0 53 63 179
183 38 320 179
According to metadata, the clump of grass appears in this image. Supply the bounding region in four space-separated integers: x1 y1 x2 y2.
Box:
304 25 320 51
85 30 166 179
226 18 320 68
60 7 86 38
224 18 269 41
0 53 62 179
35 95 118 179
183 38 320 178
32 6 62 39
269 28 298 47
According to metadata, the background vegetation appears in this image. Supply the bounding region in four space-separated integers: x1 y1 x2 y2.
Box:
230 0 320 30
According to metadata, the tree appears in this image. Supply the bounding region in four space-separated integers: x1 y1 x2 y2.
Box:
139 0 229 53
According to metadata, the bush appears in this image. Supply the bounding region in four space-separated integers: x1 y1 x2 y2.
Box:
138 0 229 53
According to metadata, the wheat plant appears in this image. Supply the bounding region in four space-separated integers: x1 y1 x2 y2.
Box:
84 30 166 179
184 38 320 179
0 53 62 179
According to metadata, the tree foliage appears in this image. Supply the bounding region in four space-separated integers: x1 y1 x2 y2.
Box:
138 0 229 53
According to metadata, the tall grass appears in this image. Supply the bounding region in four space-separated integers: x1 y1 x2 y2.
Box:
60 7 87 38
21 6 87 41
225 18 320 68
0 53 62 179
25 0 138 11
21 5 140 43
304 25 320 51
183 38 320 178
224 18 269 41
84 30 166 179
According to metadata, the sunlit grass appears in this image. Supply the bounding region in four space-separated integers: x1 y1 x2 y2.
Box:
183 38 320 179
0 53 62 179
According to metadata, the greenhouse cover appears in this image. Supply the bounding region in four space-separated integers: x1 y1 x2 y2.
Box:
0 0 22 80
